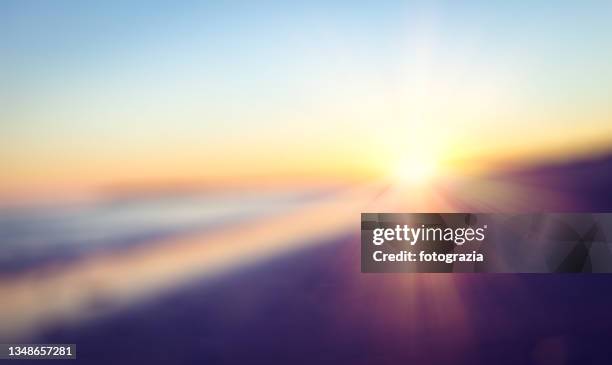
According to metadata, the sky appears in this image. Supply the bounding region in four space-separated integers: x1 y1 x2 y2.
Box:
1 1 612 197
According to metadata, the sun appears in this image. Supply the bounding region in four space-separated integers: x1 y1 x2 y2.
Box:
392 154 440 186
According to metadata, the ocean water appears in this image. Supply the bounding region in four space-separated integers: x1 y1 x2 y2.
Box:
0 189 334 273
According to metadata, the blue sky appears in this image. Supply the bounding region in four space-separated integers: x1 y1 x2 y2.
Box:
1 1 612 193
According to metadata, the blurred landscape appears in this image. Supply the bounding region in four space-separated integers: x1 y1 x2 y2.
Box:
1 1 612 364
2 152 612 364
